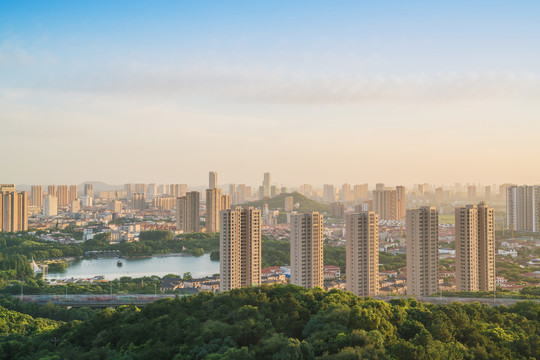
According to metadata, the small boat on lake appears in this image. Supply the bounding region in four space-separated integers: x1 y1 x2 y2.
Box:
117 260 123 267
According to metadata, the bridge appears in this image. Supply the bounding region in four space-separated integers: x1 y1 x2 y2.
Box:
17 294 537 308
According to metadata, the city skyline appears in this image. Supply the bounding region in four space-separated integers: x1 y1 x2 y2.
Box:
2 1 540 184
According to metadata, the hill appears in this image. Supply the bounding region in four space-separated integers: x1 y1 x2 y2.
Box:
0 285 537 359
241 192 331 213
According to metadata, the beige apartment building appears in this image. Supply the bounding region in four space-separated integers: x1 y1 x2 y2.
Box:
31 185 43 208
220 207 261 291
396 186 407 220
506 185 540 232
455 202 495 292
0 185 29 232
406 206 439 296
131 193 146 211
346 212 379 296
69 185 78 202
373 189 398 220
176 191 200 233
209 171 218 189
290 212 324 289
206 188 222 233
284 196 294 212
170 184 187 198
47 185 56 197
57 185 69 206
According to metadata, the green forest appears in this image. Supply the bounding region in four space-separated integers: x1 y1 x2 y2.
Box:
0 285 538 359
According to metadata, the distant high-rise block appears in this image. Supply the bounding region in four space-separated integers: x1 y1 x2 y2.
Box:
376 183 385 191
57 185 69 206
69 185 78 203
331 202 345 218
396 186 406 220
435 187 443 203
300 184 313 198
71 199 81 213
124 184 134 197
209 171 218 189
43 195 58 217
206 188 222 233
406 207 439 296
373 189 398 220
263 172 271 197
170 184 187 198
131 193 146 211
455 203 494 292
284 196 294 212
290 212 324 289
468 185 477 201
108 200 122 213
346 212 379 297
0 188 28 232
323 184 335 203
176 191 200 233
353 184 368 203
506 185 540 232
84 184 94 198
220 207 261 291
341 184 352 202
134 184 146 194
47 185 56 198
221 194 231 212
31 185 43 208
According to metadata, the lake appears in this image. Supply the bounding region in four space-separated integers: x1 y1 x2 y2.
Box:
47 253 220 280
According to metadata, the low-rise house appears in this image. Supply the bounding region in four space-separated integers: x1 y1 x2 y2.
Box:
160 278 183 292
200 281 220 292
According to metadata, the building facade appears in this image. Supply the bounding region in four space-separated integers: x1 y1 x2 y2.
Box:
346 212 379 296
406 206 439 296
176 191 200 233
455 203 495 292
290 212 324 289
220 207 261 291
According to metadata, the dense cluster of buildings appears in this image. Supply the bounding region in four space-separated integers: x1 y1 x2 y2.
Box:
5 173 540 296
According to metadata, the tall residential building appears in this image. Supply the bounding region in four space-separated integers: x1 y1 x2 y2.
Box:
263 172 271 197
375 183 385 191
346 212 379 297
435 187 443 203
323 184 335 203
406 207 439 296
84 183 94 198
31 185 43 208
47 185 56 197
455 203 495 292
220 207 261 291
228 184 236 203
300 184 313 198
353 184 368 202
134 183 146 194
221 194 231 211
69 185 78 202
170 184 187 198
57 185 69 206
131 193 146 211
0 188 28 232
373 189 398 220
206 188 222 233
341 184 352 202
284 196 294 212
209 171 218 189
290 212 324 289
124 184 134 197
506 185 540 232
43 195 58 217
396 186 407 220
176 191 200 233
468 185 477 201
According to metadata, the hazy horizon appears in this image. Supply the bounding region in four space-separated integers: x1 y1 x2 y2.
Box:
2 1 539 185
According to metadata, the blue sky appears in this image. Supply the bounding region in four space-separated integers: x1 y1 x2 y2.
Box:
1 1 539 186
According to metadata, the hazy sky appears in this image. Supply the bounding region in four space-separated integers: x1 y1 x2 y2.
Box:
1 1 539 186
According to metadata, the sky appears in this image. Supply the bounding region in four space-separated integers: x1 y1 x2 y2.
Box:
1 0 540 187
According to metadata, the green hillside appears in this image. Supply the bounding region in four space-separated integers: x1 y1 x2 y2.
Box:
241 192 330 213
